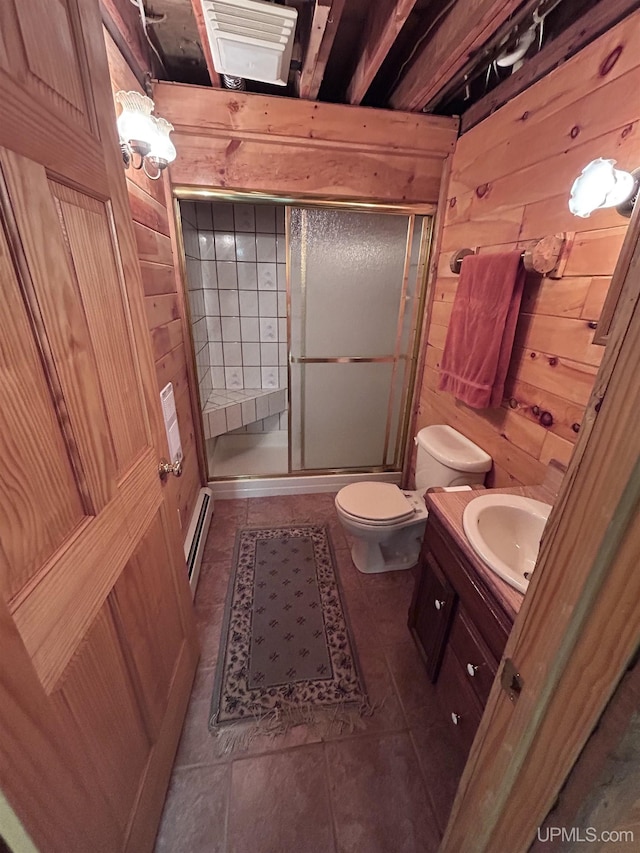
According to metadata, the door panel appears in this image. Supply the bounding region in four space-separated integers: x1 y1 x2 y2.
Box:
51 181 148 471
0 220 86 597
0 0 199 849
50 607 151 831
0 0 94 132
1 148 117 515
111 509 188 737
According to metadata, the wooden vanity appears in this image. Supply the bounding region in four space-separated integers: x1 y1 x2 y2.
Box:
409 486 545 757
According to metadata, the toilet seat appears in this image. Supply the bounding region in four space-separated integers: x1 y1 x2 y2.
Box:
335 482 415 525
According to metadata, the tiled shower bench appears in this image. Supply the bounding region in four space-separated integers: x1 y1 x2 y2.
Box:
202 388 287 438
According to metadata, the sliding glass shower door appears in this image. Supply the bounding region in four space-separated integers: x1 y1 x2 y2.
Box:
288 206 431 472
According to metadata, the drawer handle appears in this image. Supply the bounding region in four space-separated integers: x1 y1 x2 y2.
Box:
467 663 478 677
434 599 446 611
451 712 460 725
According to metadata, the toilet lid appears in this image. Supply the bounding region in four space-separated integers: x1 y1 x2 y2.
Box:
336 482 414 523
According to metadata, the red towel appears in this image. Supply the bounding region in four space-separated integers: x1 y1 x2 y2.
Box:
438 251 525 409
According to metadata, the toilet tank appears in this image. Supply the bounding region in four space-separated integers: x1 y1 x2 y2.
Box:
415 425 492 490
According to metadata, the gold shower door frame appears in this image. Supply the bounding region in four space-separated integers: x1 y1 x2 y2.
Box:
172 187 434 480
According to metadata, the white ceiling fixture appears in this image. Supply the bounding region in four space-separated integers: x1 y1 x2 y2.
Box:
201 0 297 86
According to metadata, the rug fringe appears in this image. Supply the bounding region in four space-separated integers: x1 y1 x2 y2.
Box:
209 696 379 756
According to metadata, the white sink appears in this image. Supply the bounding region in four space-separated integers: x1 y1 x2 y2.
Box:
462 494 552 593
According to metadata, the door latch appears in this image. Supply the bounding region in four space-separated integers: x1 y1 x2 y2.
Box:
501 658 523 702
158 458 183 480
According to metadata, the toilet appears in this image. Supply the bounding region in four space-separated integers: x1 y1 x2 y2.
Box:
335 425 492 574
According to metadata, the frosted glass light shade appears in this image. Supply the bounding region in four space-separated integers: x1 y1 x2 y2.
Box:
569 158 637 218
148 117 176 165
115 91 156 155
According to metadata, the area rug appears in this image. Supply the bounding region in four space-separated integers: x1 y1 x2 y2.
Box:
209 525 370 750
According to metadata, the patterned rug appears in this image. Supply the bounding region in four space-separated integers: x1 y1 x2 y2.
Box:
209 525 369 749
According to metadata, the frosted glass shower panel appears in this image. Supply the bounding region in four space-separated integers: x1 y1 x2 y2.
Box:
289 208 409 358
290 362 394 470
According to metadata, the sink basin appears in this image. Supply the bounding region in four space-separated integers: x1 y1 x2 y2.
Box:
462 494 552 593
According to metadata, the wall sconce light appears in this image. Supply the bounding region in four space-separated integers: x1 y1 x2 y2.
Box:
569 158 639 218
115 91 176 180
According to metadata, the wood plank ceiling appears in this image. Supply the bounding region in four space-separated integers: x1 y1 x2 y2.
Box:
111 0 638 118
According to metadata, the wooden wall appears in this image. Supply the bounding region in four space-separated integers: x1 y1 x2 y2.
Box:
104 32 202 533
153 82 459 203
416 11 640 487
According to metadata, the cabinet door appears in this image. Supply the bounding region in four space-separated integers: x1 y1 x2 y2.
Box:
436 644 484 757
409 551 456 680
449 607 499 706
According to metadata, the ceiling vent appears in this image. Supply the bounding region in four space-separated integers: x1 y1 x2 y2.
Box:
201 0 297 86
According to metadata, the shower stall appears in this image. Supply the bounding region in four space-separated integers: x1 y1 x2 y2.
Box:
178 196 432 485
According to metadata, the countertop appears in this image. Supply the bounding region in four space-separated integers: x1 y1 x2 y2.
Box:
424 481 558 623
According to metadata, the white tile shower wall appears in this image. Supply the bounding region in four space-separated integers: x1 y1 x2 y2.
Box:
182 211 213 404
180 199 289 436
199 204 287 395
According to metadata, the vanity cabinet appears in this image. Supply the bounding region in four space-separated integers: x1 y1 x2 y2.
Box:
409 512 513 756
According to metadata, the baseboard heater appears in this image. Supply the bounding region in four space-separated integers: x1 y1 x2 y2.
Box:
184 487 214 597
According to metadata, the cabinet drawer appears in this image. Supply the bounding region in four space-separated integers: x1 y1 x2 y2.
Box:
449 607 498 706
436 644 483 757
409 552 455 681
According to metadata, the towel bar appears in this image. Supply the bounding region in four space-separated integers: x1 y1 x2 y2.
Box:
450 233 567 276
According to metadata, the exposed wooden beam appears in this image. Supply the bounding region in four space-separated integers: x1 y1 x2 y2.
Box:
100 0 154 80
389 0 524 111
346 0 419 105
298 0 346 100
298 0 332 98
189 0 222 87
461 0 640 132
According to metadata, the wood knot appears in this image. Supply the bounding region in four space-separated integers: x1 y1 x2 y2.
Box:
449 197 457 208
570 126 580 139
548 356 558 366
228 100 240 114
225 139 241 156
600 45 623 77
476 183 490 198
539 411 554 428
622 123 634 138
530 351 537 359
520 110 529 122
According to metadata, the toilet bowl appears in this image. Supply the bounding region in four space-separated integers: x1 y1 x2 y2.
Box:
335 426 492 574
335 483 428 573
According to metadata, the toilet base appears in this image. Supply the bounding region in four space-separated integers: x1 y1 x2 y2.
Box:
351 535 422 574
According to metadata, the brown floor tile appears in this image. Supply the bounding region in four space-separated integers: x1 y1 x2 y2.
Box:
197 606 226 669
359 566 416 594
174 696 226 769
154 763 230 853
227 744 336 853
191 666 217 703
210 499 249 527
196 561 233 616
365 584 415 646
323 641 406 743
384 642 439 724
325 731 440 853
333 548 364 599
245 495 300 526
341 587 381 653
409 714 466 836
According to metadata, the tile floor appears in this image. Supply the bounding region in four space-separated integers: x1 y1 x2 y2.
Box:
155 493 467 853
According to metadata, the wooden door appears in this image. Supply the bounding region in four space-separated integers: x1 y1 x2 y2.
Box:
0 1 199 851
